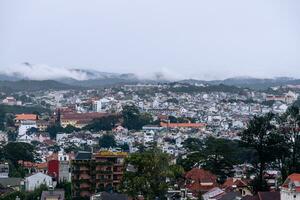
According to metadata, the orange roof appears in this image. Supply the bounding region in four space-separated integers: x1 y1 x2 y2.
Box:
15 114 37 121
287 173 300 182
282 173 300 191
36 162 47 169
160 122 206 128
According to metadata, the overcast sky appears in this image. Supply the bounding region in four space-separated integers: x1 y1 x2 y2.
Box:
0 0 300 80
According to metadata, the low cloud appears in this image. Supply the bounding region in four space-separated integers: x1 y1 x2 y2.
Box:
1 63 89 80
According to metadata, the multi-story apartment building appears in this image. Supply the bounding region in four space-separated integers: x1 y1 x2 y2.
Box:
71 150 127 198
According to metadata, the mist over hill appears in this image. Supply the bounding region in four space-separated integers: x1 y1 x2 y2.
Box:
1 63 300 90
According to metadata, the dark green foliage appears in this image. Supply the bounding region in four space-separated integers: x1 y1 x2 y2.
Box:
99 134 116 148
84 115 119 132
56 182 72 200
122 105 153 130
0 107 5 130
165 98 179 104
179 137 255 182
46 124 65 139
0 104 50 115
7 130 18 142
26 127 38 135
64 124 80 133
119 143 130 152
121 149 171 199
240 113 287 192
168 116 196 123
2 142 36 166
0 184 48 200
0 80 80 92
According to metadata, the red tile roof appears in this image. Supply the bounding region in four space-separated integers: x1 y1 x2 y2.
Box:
185 168 217 193
282 173 300 192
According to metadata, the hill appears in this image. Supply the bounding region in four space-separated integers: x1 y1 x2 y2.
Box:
0 80 81 92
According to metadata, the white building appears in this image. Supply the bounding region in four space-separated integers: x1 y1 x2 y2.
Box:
18 120 37 136
58 151 71 182
281 173 300 200
143 131 155 145
0 131 8 143
92 100 102 112
24 172 53 191
2 97 22 106
17 134 33 143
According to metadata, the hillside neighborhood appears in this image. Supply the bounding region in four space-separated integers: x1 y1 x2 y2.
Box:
0 81 299 200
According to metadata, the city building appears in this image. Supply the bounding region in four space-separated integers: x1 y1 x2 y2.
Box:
40 189 65 200
24 172 53 191
2 96 22 106
0 163 9 178
281 173 300 200
71 150 127 198
58 151 71 183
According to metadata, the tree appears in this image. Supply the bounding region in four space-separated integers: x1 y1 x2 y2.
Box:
56 181 72 200
122 105 152 130
26 127 38 135
64 124 80 133
240 113 285 192
99 134 116 149
0 107 6 130
277 106 300 179
84 115 119 132
3 142 36 166
46 124 64 139
119 143 130 152
180 137 256 182
121 148 171 199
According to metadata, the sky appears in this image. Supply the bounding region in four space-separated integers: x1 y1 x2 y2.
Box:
0 0 300 80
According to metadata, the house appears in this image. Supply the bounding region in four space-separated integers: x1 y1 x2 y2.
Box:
17 134 34 143
185 168 218 195
281 173 300 200
160 122 206 130
15 114 37 125
18 120 37 136
0 131 8 143
222 178 252 197
242 191 280 200
143 131 155 145
24 172 53 191
202 187 225 200
0 162 9 178
60 112 110 128
58 151 71 183
2 96 22 106
0 177 22 191
90 192 129 200
40 189 65 200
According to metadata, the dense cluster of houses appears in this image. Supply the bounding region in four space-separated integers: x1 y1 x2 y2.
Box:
0 84 299 199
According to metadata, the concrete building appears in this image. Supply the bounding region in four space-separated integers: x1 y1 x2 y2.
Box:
0 162 9 178
25 172 53 191
71 150 127 198
40 189 65 200
58 151 71 183
281 173 300 200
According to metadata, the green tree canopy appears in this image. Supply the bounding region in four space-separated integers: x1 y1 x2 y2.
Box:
121 148 172 199
99 134 116 149
122 105 153 130
84 115 119 132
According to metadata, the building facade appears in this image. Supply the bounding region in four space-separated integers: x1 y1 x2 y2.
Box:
71 151 127 198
